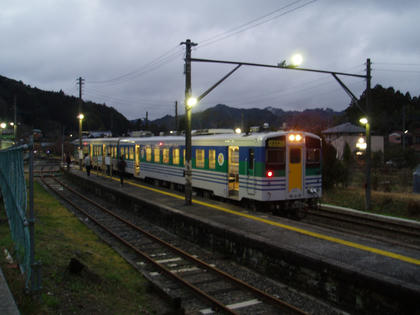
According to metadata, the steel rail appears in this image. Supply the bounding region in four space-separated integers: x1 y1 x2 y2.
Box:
41 176 237 315
311 206 420 238
48 176 307 314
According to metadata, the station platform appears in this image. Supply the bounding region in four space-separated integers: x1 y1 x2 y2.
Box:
0 267 19 315
62 167 420 314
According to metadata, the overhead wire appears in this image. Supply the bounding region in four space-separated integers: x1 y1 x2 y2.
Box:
86 44 183 85
198 0 319 49
201 63 365 108
81 0 321 117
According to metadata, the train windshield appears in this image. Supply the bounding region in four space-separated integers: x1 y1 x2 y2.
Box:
265 136 286 170
306 136 321 167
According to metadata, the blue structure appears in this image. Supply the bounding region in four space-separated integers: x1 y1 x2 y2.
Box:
413 164 420 194
413 165 420 193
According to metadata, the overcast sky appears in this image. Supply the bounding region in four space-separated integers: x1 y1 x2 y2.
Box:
1 0 419 120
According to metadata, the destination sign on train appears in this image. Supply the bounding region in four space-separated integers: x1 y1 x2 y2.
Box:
268 140 285 147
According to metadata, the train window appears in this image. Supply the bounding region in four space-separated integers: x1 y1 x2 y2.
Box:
196 149 205 168
306 137 321 166
163 148 169 164
113 147 117 158
307 148 320 164
290 148 301 164
146 147 151 161
173 148 180 165
129 147 134 160
154 147 160 163
125 147 129 160
266 148 285 170
248 149 254 170
183 149 185 166
209 149 216 169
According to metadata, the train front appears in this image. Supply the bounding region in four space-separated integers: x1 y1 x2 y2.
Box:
264 131 321 214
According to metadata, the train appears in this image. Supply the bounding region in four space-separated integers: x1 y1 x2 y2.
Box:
78 130 322 217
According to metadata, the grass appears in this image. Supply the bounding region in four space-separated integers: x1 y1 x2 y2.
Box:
322 167 420 220
0 180 162 314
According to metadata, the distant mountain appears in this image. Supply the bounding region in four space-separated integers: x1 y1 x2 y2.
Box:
146 104 343 135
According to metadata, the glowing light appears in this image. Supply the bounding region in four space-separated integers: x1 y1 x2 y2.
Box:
291 54 303 67
159 142 163 146
359 117 368 125
266 170 273 178
288 134 295 141
356 137 367 150
9 122 14 126
187 97 197 108
77 113 84 120
295 134 302 141
0 122 6 129
235 128 241 134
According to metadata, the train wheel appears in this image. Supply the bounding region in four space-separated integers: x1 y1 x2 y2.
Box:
293 207 308 220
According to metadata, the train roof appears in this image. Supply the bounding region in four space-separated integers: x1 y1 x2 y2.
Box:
82 131 320 147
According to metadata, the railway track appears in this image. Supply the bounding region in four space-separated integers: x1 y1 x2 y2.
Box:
41 175 309 315
306 204 420 249
25 158 61 177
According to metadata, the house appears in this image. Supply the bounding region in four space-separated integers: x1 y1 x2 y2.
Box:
322 122 384 159
388 129 420 153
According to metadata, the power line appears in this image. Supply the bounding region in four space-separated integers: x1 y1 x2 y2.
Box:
374 62 420 67
199 0 319 49
86 45 182 85
374 68 420 73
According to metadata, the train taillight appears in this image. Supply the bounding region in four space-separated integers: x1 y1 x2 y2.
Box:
266 170 273 178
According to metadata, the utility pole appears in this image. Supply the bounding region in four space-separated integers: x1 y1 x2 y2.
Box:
145 111 148 130
13 95 17 142
402 104 406 150
365 58 371 211
181 39 197 205
77 77 84 170
77 77 84 113
175 101 178 133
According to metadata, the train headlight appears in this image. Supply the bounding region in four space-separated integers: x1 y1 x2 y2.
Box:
288 134 302 142
266 170 273 178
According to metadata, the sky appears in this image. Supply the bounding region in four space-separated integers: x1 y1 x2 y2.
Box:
1 0 420 121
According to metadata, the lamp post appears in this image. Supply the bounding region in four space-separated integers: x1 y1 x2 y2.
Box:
77 113 84 170
185 96 197 205
181 39 198 205
360 117 371 210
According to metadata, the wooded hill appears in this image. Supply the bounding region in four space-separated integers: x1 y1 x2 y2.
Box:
0 74 418 139
0 75 130 139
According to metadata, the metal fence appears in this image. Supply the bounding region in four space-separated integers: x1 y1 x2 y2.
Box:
0 140 40 292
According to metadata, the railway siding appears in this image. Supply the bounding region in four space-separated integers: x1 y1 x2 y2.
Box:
64 169 420 314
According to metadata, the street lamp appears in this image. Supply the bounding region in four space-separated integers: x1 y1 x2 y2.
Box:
359 117 371 209
291 53 303 67
78 113 84 170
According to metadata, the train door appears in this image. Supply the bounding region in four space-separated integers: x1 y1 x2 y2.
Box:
135 144 140 176
102 144 106 168
228 146 239 196
246 148 256 195
288 147 303 192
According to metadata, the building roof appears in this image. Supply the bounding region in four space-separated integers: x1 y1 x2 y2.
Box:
322 122 365 134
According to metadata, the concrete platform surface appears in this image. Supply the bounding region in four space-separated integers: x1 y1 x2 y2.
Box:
0 267 19 315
